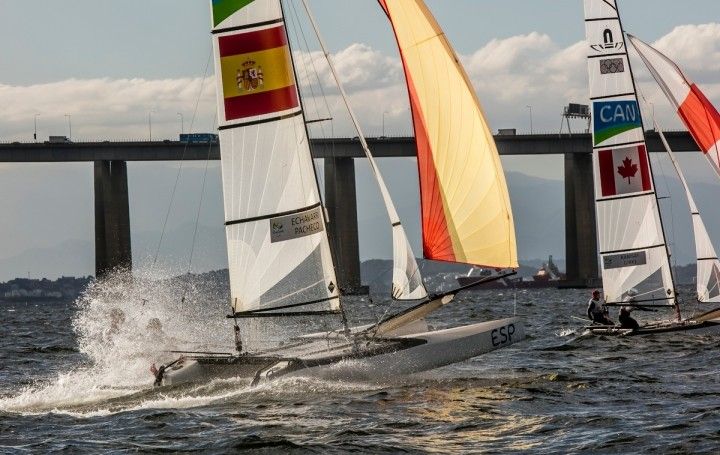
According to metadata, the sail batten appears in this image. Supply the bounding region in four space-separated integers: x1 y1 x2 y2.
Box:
211 0 339 314
584 0 675 305
380 0 517 269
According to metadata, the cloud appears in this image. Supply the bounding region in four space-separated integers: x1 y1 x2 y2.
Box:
1 24 719 142
652 23 720 76
628 24 720 123
0 77 217 141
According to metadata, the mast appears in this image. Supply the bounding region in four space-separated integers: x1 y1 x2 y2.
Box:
278 0 351 333
584 0 675 306
299 0 428 301
616 7 678 303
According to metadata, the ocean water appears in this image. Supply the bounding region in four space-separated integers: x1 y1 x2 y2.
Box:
1 277 720 454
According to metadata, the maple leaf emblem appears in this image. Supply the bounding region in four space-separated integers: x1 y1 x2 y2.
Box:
617 156 638 184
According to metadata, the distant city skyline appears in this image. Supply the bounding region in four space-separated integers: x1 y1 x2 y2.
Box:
0 1 719 279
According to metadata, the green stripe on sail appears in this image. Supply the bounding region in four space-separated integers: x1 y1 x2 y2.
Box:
213 0 255 27
594 124 641 145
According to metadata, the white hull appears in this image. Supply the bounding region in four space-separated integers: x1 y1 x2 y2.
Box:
587 318 720 337
158 317 524 386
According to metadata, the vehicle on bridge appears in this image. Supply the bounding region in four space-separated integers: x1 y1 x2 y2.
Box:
47 136 71 144
179 133 218 143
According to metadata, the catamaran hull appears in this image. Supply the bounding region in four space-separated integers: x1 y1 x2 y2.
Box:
159 318 524 386
587 319 720 337
298 317 524 381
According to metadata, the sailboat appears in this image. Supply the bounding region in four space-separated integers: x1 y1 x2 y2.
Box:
151 0 524 386
582 0 720 336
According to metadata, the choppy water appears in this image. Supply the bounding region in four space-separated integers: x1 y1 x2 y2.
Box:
1 276 720 453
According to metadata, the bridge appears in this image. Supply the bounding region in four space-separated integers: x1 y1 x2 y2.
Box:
0 131 699 290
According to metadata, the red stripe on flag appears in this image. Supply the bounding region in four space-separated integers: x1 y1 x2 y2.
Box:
598 149 616 197
678 84 720 154
218 25 288 57
223 85 299 121
637 144 651 191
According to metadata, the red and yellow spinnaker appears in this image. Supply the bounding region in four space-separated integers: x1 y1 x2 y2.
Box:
378 0 517 268
628 34 720 176
218 25 299 121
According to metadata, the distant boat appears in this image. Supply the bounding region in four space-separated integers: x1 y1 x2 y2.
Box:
151 0 524 386
532 255 563 282
582 0 720 336
457 256 564 290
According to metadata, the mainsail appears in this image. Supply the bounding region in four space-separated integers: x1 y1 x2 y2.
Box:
211 0 340 315
627 34 720 177
584 0 675 305
656 127 720 303
378 0 517 269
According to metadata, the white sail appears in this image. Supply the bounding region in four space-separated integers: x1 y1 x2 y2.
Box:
300 0 427 300
627 34 720 178
211 0 339 314
584 0 675 305
656 128 720 303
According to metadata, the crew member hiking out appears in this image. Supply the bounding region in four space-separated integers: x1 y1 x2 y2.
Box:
618 306 640 332
587 289 614 325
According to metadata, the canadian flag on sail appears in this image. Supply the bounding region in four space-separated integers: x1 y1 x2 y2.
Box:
627 34 720 174
597 144 652 197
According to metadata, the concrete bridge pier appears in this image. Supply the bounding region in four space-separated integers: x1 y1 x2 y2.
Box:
564 152 599 285
323 157 365 294
94 160 132 278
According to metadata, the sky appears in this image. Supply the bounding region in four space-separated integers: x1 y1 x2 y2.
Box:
0 0 719 280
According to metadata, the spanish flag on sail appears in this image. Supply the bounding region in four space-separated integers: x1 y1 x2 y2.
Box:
218 25 299 122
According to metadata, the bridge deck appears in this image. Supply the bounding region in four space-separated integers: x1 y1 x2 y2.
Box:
0 131 698 162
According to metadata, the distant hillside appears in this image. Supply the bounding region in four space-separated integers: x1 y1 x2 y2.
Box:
361 258 541 294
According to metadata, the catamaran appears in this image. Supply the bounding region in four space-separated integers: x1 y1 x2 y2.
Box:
151 0 524 386
581 0 720 336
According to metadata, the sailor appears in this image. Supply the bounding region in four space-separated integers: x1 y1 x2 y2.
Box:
234 325 243 353
618 306 640 331
146 317 165 338
587 289 613 325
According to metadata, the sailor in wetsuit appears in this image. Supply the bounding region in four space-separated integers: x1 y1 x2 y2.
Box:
618 306 640 331
587 289 614 325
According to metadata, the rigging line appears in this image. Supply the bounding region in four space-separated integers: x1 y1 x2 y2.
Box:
151 47 213 271
287 0 333 143
300 0 427 303
284 3 323 213
637 85 678 268
290 0 338 144
181 113 219 304
286 0 339 206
